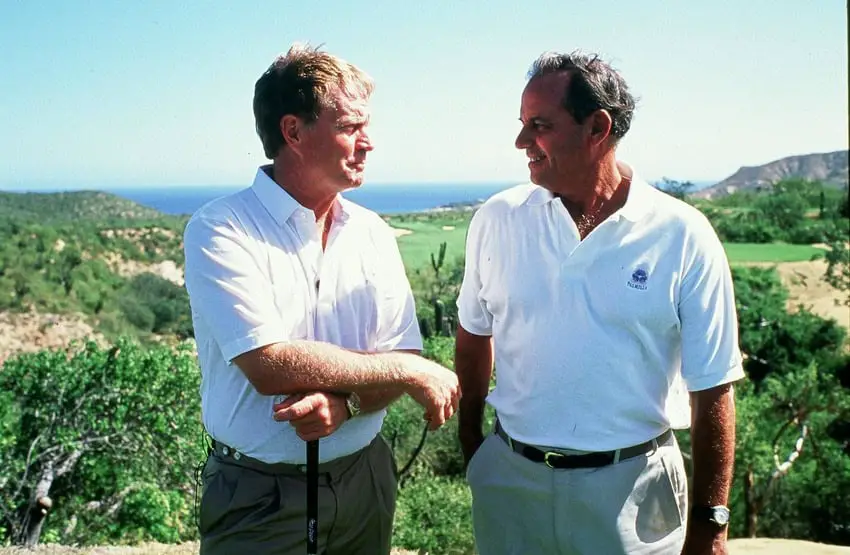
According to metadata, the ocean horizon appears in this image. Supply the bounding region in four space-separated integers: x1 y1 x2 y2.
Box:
101 182 519 216
2 180 716 217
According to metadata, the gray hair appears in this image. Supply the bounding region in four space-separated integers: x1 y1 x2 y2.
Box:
528 50 636 140
253 43 375 159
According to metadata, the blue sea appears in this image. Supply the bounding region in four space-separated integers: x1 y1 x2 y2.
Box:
108 183 516 216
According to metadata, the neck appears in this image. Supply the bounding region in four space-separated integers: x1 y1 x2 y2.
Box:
270 159 336 221
554 155 627 215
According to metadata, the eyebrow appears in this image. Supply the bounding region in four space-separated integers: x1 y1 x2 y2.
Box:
519 116 549 125
337 115 369 126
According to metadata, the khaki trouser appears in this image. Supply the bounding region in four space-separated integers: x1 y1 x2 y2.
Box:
467 431 688 554
199 435 397 555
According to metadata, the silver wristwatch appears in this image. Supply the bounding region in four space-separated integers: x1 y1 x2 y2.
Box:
691 505 730 527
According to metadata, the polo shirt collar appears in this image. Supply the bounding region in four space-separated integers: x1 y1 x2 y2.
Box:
521 163 653 222
250 165 348 228
617 171 653 222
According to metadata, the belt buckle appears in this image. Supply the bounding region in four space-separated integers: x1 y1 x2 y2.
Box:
544 451 566 469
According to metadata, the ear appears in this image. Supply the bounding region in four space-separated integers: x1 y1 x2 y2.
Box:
280 114 301 146
587 109 613 146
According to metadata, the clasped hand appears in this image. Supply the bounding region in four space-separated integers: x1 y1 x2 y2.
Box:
273 392 349 441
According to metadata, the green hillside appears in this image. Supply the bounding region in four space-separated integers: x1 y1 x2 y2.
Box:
0 190 170 224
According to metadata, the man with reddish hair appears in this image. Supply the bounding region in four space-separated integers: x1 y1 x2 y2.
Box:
185 44 460 555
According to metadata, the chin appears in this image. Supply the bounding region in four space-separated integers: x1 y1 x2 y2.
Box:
336 175 363 192
528 171 544 186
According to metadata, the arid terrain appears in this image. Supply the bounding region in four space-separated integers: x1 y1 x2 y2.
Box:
1 538 849 555
2 258 845 367
773 259 849 330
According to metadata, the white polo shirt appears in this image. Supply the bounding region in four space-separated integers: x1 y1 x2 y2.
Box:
184 166 422 464
457 170 745 451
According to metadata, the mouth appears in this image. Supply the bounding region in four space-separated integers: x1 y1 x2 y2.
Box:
527 153 546 168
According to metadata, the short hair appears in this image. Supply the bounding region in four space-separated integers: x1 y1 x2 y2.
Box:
528 50 636 140
253 43 375 159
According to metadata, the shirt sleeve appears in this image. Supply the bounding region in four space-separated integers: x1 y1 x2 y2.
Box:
678 218 745 391
456 208 494 336
183 213 289 362
373 226 423 352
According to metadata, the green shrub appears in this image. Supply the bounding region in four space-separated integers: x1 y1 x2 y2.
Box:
393 475 475 554
0 339 203 546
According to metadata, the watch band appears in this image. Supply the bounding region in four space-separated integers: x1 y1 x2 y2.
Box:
690 505 730 526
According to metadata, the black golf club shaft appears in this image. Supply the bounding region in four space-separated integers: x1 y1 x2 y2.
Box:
307 439 319 555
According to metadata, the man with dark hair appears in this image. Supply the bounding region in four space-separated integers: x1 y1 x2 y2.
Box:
456 50 743 554
184 44 460 555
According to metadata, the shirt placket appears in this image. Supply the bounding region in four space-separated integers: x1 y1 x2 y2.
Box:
290 210 324 341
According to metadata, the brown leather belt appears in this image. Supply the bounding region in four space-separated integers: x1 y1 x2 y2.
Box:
495 420 673 469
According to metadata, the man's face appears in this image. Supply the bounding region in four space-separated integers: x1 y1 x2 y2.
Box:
515 72 589 190
300 89 373 192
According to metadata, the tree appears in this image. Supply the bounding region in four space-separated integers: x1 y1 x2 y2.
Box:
730 266 850 541
823 233 850 307
0 339 203 546
657 178 696 201
735 363 850 538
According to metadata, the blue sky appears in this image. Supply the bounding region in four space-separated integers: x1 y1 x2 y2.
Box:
1 0 847 190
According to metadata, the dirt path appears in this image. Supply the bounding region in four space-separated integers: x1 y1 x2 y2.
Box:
774 260 849 330
739 260 849 330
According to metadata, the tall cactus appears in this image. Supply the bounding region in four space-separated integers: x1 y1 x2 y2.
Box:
430 241 447 277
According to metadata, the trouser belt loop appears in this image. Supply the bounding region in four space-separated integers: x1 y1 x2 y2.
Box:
612 449 621 465
209 438 366 481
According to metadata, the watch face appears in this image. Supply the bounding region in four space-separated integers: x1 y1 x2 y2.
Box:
346 393 361 416
711 507 730 526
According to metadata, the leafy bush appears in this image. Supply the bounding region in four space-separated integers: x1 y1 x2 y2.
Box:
393 475 475 554
0 339 203 546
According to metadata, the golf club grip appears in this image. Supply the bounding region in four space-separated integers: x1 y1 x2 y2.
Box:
306 439 319 555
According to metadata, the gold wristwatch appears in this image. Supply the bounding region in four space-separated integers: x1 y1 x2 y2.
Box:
345 392 361 419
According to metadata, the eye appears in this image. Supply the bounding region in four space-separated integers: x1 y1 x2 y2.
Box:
340 122 364 135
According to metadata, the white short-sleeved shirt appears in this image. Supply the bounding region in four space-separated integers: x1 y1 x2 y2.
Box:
184 166 422 463
457 169 744 451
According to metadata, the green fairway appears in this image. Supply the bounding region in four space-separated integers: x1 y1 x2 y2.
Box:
388 213 472 269
388 207 829 269
724 242 827 264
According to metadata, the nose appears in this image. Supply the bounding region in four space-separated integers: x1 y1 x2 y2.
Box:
357 129 374 152
515 125 530 150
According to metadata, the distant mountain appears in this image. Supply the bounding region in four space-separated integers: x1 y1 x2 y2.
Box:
693 150 849 199
0 190 170 223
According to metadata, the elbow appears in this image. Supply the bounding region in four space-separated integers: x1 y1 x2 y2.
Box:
248 374 280 397
232 345 299 396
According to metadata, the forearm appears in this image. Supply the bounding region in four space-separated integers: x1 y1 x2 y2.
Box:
234 340 419 396
689 383 737 508
455 327 494 448
357 386 406 414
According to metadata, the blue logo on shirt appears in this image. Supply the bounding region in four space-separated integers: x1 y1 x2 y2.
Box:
628 268 649 290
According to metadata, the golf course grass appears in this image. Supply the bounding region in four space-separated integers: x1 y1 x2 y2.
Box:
388 211 828 269
724 242 827 264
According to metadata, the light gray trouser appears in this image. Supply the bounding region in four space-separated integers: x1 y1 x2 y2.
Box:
467 432 688 555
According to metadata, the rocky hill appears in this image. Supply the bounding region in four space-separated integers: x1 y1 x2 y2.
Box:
694 150 849 199
0 190 189 364
0 190 169 223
